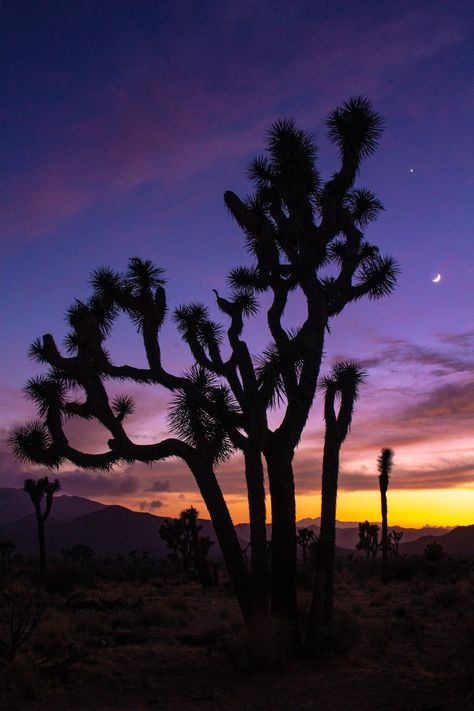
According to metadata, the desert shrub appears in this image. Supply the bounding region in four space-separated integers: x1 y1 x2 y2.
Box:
0 584 46 666
424 541 444 561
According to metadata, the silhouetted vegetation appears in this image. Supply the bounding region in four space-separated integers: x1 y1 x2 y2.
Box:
10 96 398 653
160 507 214 587
378 447 394 583
424 540 444 562
356 521 379 559
23 478 60 576
296 527 317 564
307 362 366 646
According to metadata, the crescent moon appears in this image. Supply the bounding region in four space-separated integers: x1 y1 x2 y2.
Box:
432 274 441 283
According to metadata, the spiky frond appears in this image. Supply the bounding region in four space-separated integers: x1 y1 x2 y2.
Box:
355 255 400 299
89 265 123 296
345 188 384 227
88 294 118 337
247 155 273 188
326 96 384 161
65 299 91 330
9 422 62 468
126 257 166 294
265 118 320 199
28 339 48 364
255 343 285 409
321 361 367 400
378 447 394 490
328 238 380 267
24 375 66 417
112 394 135 421
233 291 259 317
174 303 209 338
167 366 236 463
197 320 224 347
63 332 79 354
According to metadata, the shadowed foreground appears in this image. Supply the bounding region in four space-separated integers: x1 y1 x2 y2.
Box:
1 557 473 710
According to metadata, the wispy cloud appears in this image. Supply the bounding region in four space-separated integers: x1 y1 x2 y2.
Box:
1 1 468 250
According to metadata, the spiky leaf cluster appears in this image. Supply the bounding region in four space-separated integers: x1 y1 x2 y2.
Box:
9 422 62 468
167 366 236 463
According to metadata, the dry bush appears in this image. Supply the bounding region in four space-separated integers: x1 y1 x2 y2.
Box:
0 584 46 665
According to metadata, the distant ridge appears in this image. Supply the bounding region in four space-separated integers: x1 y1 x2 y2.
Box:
400 525 474 556
0 488 106 523
0 488 471 558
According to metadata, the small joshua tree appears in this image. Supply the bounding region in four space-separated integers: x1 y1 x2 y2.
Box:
296 527 316 564
160 507 214 587
23 477 61 575
378 447 394 583
389 530 403 556
424 540 444 562
356 520 379 559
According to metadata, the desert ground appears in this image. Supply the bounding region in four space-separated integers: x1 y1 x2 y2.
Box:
1 554 473 711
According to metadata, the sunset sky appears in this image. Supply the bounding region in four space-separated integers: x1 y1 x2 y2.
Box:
1 0 473 527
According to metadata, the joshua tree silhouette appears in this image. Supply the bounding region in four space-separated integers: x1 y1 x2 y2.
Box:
356 520 379 558
10 97 397 650
378 447 394 583
23 477 60 575
306 362 366 644
389 529 403 556
296 527 316 564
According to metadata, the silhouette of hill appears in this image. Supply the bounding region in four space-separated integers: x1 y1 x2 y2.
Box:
0 488 470 558
400 525 474 556
0 503 218 559
0 487 105 523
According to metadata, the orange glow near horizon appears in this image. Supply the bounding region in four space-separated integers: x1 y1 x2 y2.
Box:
118 487 474 528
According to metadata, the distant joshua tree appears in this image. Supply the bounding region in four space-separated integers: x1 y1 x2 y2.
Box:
160 507 214 587
62 544 94 565
424 540 444 561
307 362 366 643
356 520 379 559
378 447 394 583
389 530 403 556
296 527 317 564
23 477 61 575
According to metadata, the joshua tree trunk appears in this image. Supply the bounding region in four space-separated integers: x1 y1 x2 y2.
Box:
307 437 339 639
380 487 388 582
244 446 269 617
193 462 253 625
266 444 299 648
34 504 46 575
378 448 394 584
306 362 366 648
23 477 60 579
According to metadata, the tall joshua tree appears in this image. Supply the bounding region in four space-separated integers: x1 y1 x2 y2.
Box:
23 476 61 575
306 362 366 645
11 97 398 649
378 447 394 583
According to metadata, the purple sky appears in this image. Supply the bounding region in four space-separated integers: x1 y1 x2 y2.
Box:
1 0 473 525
